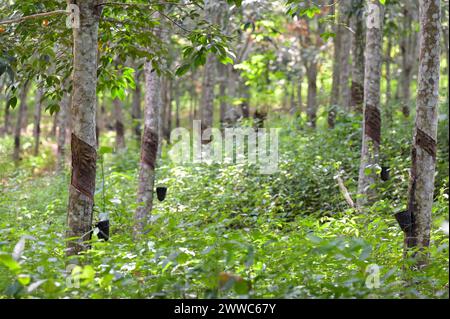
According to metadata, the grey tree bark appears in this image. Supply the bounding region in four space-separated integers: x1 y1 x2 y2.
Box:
350 0 366 113
3 97 10 136
385 35 393 124
113 97 126 150
13 82 29 163
134 61 161 237
338 0 352 109
131 69 142 141
306 62 318 128
405 0 441 266
66 0 100 257
57 92 70 172
33 87 43 156
357 1 384 206
201 54 215 137
328 2 342 128
400 1 419 118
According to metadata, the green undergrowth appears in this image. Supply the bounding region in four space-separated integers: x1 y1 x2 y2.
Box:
0 112 448 299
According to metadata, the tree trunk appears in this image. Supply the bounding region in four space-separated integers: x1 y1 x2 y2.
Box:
357 1 384 206
339 0 352 109
13 82 29 163
350 0 366 113
218 63 228 128
296 76 303 117
166 79 173 140
113 98 126 150
328 2 342 128
33 88 43 156
66 0 100 257
3 98 10 136
134 61 161 237
131 70 142 141
57 92 70 172
306 63 318 128
385 35 393 124
404 0 440 266
201 54 215 137
175 82 181 128
400 1 419 118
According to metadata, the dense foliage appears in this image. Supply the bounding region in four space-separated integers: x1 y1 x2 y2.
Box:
1 112 448 298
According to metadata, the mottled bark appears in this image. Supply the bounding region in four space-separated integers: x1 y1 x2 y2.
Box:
357 1 384 206
57 92 70 171
13 83 29 163
339 0 352 109
384 36 393 124
166 79 173 140
201 54 215 137
350 0 366 112
66 0 100 257
329 2 342 128
400 1 419 118
175 82 180 128
131 70 142 141
134 61 161 237
113 98 126 150
3 98 10 136
306 62 318 128
405 0 440 266
33 88 43 156
296 76 303 117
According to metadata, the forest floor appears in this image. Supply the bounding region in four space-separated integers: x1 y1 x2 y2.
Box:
0 113 448 298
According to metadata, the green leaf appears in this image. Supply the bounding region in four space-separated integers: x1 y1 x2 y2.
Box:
175 64 191 77
7 96 17 109
0 252 21 272
99 146 114 155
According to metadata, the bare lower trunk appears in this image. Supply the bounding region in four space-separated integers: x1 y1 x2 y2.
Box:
296 77 303 117
400 1 419 118
57 92 70 171
339 0 352 109
329 3 342 128
134 61 161 237
218 63 228 127
306 63 318 128
175 83 180 128
66 0 100 257
201 55 215 136
350 0 366 113
166 79 172 140
113 98 126 150
33 88 43 156
385 36 393 124
131 70 142 141
3 99 10 136
51 113 57 137
357 1 384 206
404 0 440 266
13 83 29 163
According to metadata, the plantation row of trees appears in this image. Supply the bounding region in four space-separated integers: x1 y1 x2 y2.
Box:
0 0 448 271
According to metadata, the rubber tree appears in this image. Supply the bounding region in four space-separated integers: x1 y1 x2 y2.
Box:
66 0 101 257
13 81 29 163
33 87 43 156
57 91 70 172
134 60 161 237
399 1 419 118
357 0 384 206
338 0 352 109
404 0 441 266
131 68 143 142
328 2 342 128
350 0 366 113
